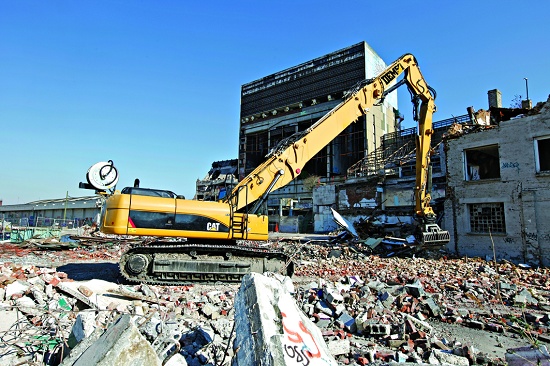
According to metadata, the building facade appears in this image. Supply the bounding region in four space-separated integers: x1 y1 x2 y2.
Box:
0 196 102 228
239 41 399 231
444 97 550 266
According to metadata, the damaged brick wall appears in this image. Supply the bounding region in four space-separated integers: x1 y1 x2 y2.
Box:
337 183 377 211
444 96 550 266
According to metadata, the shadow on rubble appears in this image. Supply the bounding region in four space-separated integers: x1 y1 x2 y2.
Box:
57 262 132 284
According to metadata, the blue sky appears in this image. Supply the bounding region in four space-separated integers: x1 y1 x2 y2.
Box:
1 1 548 204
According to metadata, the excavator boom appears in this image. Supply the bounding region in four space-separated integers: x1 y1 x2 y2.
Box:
226 54 422 212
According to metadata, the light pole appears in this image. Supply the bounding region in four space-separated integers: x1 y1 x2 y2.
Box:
63 191 68 225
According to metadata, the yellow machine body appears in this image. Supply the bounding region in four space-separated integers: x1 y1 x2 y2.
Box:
101 190 268 241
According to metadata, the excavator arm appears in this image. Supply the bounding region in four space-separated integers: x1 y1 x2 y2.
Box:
225 54 449 245
225 54 417 211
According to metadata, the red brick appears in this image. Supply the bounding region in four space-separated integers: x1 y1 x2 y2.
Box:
48 277 60 287
410 331 426 340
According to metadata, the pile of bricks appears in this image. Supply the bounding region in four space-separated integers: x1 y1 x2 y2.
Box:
290 245 550 364
1 237 550 365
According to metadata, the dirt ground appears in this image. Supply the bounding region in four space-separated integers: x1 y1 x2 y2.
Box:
428 319 538 360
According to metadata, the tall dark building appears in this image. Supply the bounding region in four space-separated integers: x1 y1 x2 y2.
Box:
238 41 399 231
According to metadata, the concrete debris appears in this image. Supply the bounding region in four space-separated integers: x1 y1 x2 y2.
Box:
427 349 469 365
505 345 550 365
326 209 442 257
287 243 550 364
232 272 337 365
0 261 241 366
1 234 550 365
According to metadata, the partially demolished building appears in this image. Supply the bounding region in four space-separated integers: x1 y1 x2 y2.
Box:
194 159 238 201
238 42 399 232
444 96 550 266
315 91 550 266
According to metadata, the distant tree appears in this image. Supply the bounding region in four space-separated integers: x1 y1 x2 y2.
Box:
510 94 523 108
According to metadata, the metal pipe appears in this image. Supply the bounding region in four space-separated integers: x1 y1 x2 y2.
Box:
250 170 285 214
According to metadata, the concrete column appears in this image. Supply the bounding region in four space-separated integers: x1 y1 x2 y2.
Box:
520 190 542 266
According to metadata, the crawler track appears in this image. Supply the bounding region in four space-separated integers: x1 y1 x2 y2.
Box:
120 242 293 285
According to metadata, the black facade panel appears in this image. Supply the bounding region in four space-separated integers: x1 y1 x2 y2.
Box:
241 43 367 117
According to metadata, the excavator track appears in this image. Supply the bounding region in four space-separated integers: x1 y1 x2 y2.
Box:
120 242 294 285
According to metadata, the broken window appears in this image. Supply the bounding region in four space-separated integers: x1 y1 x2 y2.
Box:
463 145 500 181
468 203 506 234
535 136 550 173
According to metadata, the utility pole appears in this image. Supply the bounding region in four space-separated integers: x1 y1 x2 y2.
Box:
63 191 68 223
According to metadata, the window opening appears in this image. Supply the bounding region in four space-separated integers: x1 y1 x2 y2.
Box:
464 145 500 181
469 203 506 234
535 137 550 172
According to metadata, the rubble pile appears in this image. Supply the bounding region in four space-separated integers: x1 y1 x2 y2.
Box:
291 245 550 364
0 261 240 365
351 217 417 242
0 241 129 267
322 208 441 257
1 238 550 365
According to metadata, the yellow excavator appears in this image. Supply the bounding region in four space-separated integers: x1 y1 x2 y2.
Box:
80 53 449 284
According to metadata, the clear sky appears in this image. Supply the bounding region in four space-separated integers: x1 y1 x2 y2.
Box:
1 1 548 205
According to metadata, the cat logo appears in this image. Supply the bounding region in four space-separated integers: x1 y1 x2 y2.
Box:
207 222 220 231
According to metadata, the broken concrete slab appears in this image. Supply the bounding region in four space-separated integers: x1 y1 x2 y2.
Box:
57 282 99 310
62 314 161 366
5 280 30 299
326 338 351 356
233 272 337 365
428 349 470 365
55 279 126 310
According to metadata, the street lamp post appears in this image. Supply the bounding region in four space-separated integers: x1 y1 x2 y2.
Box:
63 191 68 225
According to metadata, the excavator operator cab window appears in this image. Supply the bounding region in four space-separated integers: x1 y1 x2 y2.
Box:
121 187 177 199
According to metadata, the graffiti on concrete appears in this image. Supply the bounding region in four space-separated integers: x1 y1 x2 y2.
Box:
501 161 520 173
524 232 550 242
281 311 321 365
501 162 520 169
